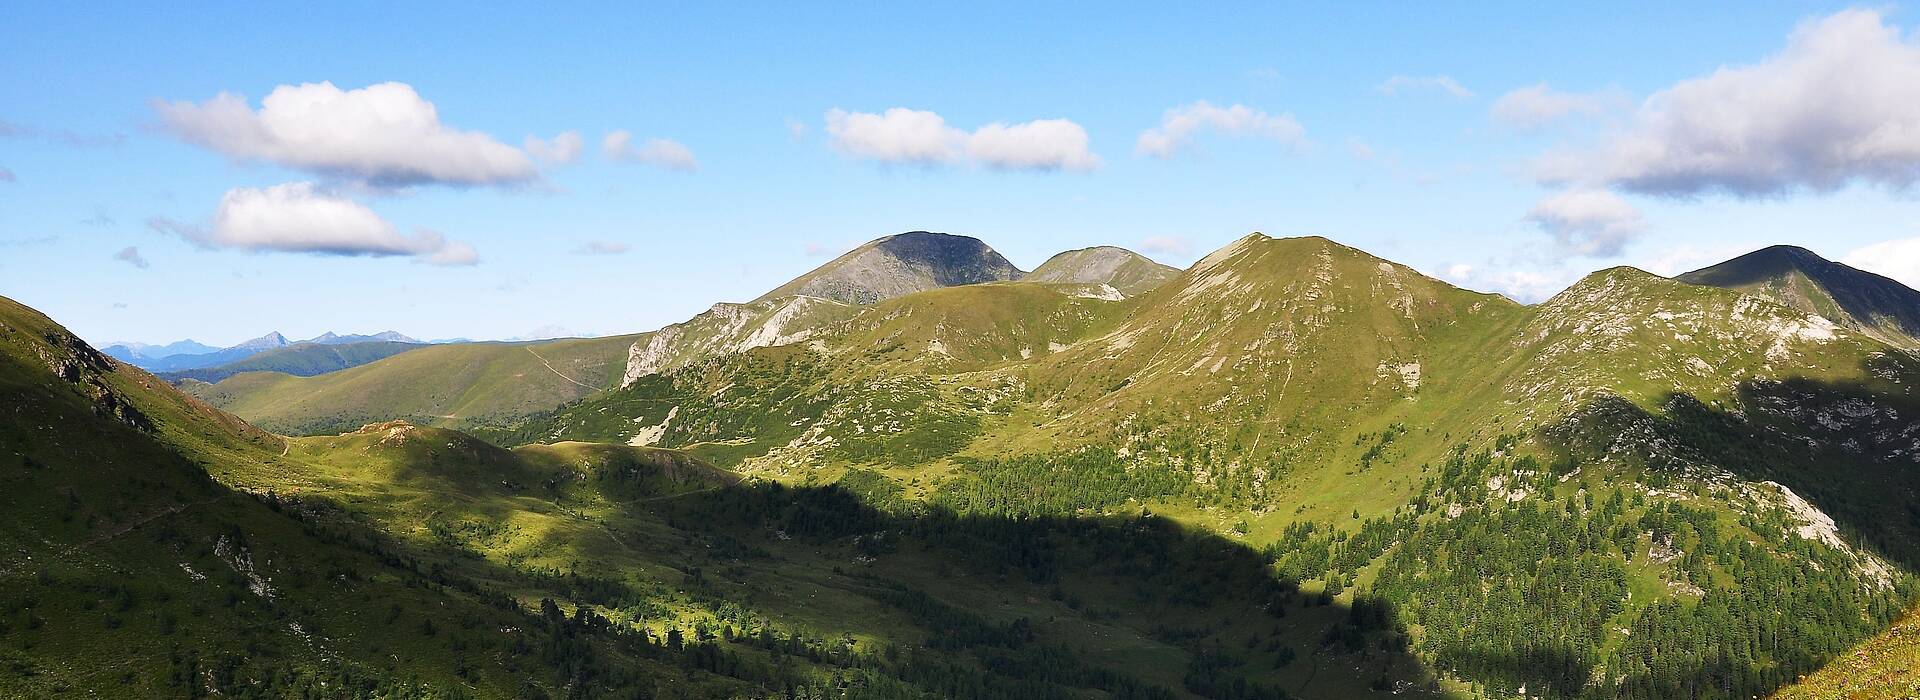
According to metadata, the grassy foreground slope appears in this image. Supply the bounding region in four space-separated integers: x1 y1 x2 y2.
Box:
187 333 639 435
1772 606 1920 699
0 295 744 698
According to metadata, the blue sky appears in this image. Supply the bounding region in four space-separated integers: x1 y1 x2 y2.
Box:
5 2 1920 346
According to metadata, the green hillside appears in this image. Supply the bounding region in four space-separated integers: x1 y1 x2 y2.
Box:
0 295 745 697
4 292 1449 698
161 339 424 383
185 334 640 435
1772 606 1920 699
13 231 1920 698
473 233 1920 698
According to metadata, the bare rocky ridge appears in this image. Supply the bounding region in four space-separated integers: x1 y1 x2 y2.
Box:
620 295 855 386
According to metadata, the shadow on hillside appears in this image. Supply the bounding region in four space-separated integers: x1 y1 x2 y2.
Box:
1546 362 1920 571
618 481 1447 699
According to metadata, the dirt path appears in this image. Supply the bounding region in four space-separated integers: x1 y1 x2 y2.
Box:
0 497 215 578
524 346 598 390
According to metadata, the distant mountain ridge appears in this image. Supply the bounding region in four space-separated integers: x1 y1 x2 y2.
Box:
160 339 426 384
108 330 424 371
101 338 219 362
1676 245 1920 349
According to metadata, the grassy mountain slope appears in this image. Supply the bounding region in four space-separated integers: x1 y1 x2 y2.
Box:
0 295 743 698
1772 606 1920 699
754 231 1024 305
1677 245 1920 349
217 424 1446 700
162 339 423 384
461 233 1920 698
1024 246 1181 298
186 334 639 435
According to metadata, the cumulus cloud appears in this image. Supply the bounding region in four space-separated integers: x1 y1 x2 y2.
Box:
825 108 962 165
1490 84 1628 129
113 246 148 269
1842 236 1920 288
1139 235 1194 257
824 108 1101 171
1376 75 1475 99
1636 243 1758 277
603 131 698 172
1440 263 1573 302
152 81 536 187
149 182 477 265
575 240 629 255
1525 188 1646 258
525 131 583 165
1543 10 1920 196
1136 101 1305 158
967 119 1101 171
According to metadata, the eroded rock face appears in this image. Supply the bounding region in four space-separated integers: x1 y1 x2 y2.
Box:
31 328 154 432
620 295 854 386
755 231 1024 306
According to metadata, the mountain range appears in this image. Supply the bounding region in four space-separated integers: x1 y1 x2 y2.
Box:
7 229 1920 698
105 330 424 372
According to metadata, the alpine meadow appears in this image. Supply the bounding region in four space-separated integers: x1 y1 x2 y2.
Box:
6 4 1920 699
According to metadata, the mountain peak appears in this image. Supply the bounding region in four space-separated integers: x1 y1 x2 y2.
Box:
1678 245 1920 348
229 331 289 351
754 230 1023 305
1025 246 1179 297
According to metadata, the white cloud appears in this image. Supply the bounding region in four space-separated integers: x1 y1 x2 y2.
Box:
525 131 583 165
113 246 148 269
1525 188 1646 258
1842 236 1920 288
1376 75 1475 99
602 131 698 172
1490 83 1627 129
1544 10 1920 196
1441 264 1573 303
825 108 962 165
966 119 1101 171
153 81 535 187
824 108 1100 171
1136 101 1305 158
149 182 477 265
575 240 629 255
1636 242 1756 277
1139 235 1194 257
